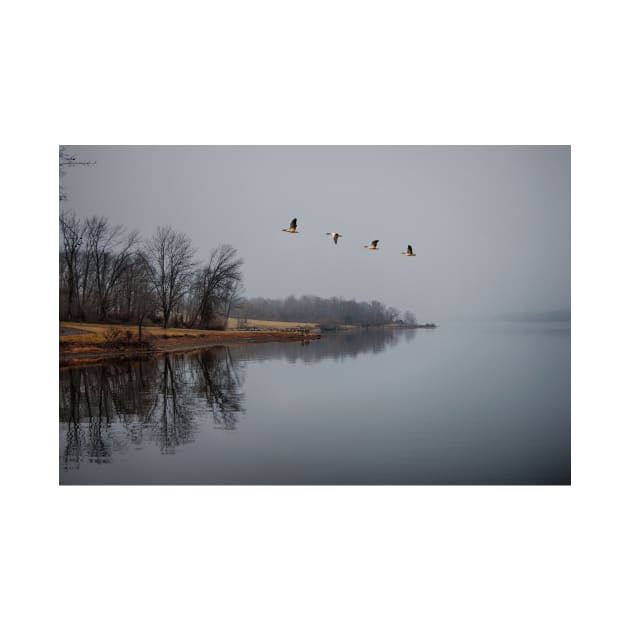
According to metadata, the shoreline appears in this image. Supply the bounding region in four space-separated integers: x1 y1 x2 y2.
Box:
59 320 434 367
60 327 321 368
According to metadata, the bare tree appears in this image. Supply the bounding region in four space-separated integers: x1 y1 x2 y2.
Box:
403 310 418 325
144 226 196 328
59 209 87 320
130 252 156 341
85 216 140 320
59 147 95 320
386 306 401 323
191 244 243 329
221 278 244 323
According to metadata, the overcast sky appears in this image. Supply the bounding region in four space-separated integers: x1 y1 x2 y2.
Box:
61 146 570 321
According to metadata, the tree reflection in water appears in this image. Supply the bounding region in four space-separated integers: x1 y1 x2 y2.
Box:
193 347 244 430
231 327 418 364
60 329 421 471
60 365 137 468
59 346 246 469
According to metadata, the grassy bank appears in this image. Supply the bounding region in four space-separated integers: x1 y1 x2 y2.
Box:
225 317 316 329
59 321 320 367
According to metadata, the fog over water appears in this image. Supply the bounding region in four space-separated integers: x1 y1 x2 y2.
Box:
62 146 570 321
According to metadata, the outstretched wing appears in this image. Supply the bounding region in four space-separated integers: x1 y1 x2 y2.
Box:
371 240 379 247
407 245 413 255
289 218 297 230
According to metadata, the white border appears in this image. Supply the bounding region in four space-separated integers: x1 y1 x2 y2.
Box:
4 1 629 629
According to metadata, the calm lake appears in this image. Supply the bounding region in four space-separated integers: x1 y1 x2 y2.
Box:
59 322 570 485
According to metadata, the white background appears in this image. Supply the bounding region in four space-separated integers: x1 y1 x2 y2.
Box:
2 1 629 628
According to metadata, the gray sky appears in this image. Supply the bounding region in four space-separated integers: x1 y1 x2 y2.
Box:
62 146 570 320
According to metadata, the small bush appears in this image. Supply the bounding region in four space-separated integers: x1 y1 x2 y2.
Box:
102 327 156 350
205 317 227 331
103 327 125 346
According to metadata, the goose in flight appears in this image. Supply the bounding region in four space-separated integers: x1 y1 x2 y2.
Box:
325 231 342 244
401 244 416 256
363 240 379 250
282 218 299 233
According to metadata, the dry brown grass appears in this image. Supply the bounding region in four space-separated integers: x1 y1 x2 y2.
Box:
61 319 317 341
226 317 316 329
59 321 215 343
59 319 321 366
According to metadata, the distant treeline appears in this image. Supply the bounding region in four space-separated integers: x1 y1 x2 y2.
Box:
59 210 243 329
241 295 417 327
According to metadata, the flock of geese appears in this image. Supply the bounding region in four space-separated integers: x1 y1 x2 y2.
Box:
282 218 417 257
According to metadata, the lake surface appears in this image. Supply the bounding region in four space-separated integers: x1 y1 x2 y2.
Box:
59 322 570 484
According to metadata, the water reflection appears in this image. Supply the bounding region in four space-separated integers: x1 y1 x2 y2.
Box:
234 327 419 364
60 325 570 485
60 346 246 470
60 329 424 476
192 348 245 430
61 330 408 455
